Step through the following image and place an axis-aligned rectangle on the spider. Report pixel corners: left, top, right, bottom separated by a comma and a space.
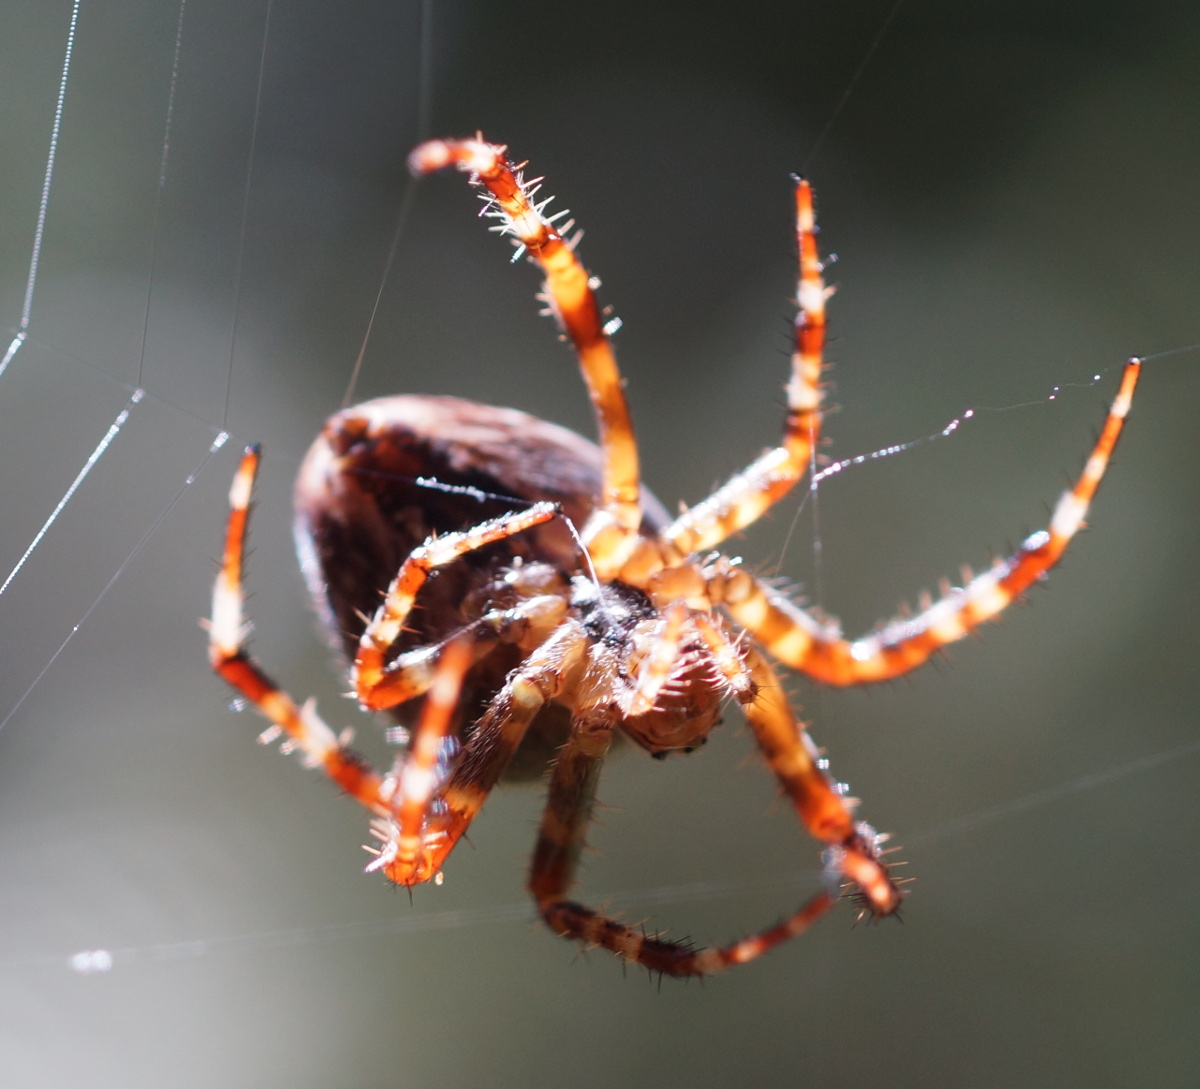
208, 136, 1140, 977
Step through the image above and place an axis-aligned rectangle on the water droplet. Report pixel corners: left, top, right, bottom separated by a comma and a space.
69, 949, 113, 974
385, 725, 411, 746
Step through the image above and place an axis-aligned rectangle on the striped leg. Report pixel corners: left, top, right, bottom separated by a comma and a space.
623, 602, 687, 717
736, 645, 902, 916
660, 177, 828, 558
209, 445, 587, 888
376, 621, 591, 885
529, 706, 838, 977
709, 358, 1141, 686
409, 137, 642, 572
353, 502, 559, 710
365, 636, 474, 879
209, 446, 461, 865
352, 592, 570, 712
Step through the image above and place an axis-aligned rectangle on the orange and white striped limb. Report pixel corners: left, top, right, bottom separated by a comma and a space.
537, 882, 838, 978
662, 178, 829, 558
692, 611, 755, 704
365, 637, 474, 882
374, 620, 591, 885
710, 358, 1141, 686
410, 136, 642, 572
623, 602, 688, 717
348, 592, 572, 714
208, 446, 391, 818
528, 702, 839, 977
353, 501, 559, 710
735, 645, 901, 916
209, 445, 584, 889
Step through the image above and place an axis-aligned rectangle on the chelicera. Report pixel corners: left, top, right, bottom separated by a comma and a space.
208, 136, 1139, 976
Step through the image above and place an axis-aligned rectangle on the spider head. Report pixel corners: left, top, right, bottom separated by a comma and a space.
623, 644, 723, 759
570, 576, 726, 758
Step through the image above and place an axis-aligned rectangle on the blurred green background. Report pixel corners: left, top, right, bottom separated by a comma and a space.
0, 1, 1198, 1085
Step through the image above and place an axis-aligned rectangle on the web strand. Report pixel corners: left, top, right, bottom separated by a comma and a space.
802, 0, 906, 173
0, 390, 145, 601
41, 732, 1200, 975
135, 0, 189, 392
0, 0, 82, 382
340, 0, 435, 409
220, 0, 275, 432
0, 0, 193, 605
0, 431, 228, 739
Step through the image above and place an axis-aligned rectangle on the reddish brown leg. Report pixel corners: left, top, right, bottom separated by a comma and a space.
659, 177, 828, 559
351, 593, 570, 713
353, 501, 559, 710
409, 136, 642, 572
366, 637, 474, 878
209, 445, 581, 889
529, 710, 838, 978
737, 645, 902, 916
209, 446, 447, 849
708, 359, 1141, 685
379, 620, 591, 885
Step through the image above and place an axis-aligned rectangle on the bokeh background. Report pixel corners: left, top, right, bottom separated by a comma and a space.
1, 1, 1198, 1086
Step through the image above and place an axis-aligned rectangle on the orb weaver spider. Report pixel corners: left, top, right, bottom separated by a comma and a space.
208, 135, 1140, 977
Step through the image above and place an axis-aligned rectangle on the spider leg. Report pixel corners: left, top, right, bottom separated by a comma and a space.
733, 644, 901, 915
658, 177, 828, 558
208, 445, 428, 822
708, 358, 1141, 685
210, 445, 586, 889
528, 703, 838, 977
362, 633, 475, 882
374, 620, 591, 885
410, 137, 642, 571
353, 502, 560, 710
353, 593, 569, 711
694, 611, 899, 911
367, 636, 474, 877
623, 601, 687, 717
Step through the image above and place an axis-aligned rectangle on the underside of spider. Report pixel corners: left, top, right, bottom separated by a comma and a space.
208, 135, 1139, 977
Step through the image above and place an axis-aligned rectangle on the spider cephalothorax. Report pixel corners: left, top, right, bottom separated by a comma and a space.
209, 135, 1139, 976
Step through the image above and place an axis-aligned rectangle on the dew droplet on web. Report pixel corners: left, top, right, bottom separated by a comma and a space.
68, 949, 113, 974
